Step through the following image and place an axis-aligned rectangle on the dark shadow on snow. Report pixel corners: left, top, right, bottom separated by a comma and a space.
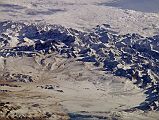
26, 9, 66, 15
0, 4, 26, 10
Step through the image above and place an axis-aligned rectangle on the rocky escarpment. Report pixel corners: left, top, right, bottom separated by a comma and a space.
1, 72, 33, 83
0, 21, 159, 111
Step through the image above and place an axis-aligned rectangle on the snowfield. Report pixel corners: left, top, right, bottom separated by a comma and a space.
0, 0, 159, 36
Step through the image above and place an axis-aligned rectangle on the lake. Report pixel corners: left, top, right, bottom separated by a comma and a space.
99, 0, 159, 13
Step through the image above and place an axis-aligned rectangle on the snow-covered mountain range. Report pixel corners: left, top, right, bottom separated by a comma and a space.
0, 21, 159, 111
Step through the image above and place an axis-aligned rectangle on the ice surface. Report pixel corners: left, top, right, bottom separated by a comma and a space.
100, 0, 159, 13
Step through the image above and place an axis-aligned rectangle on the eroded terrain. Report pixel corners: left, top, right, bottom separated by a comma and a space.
0, 55, 150, 120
